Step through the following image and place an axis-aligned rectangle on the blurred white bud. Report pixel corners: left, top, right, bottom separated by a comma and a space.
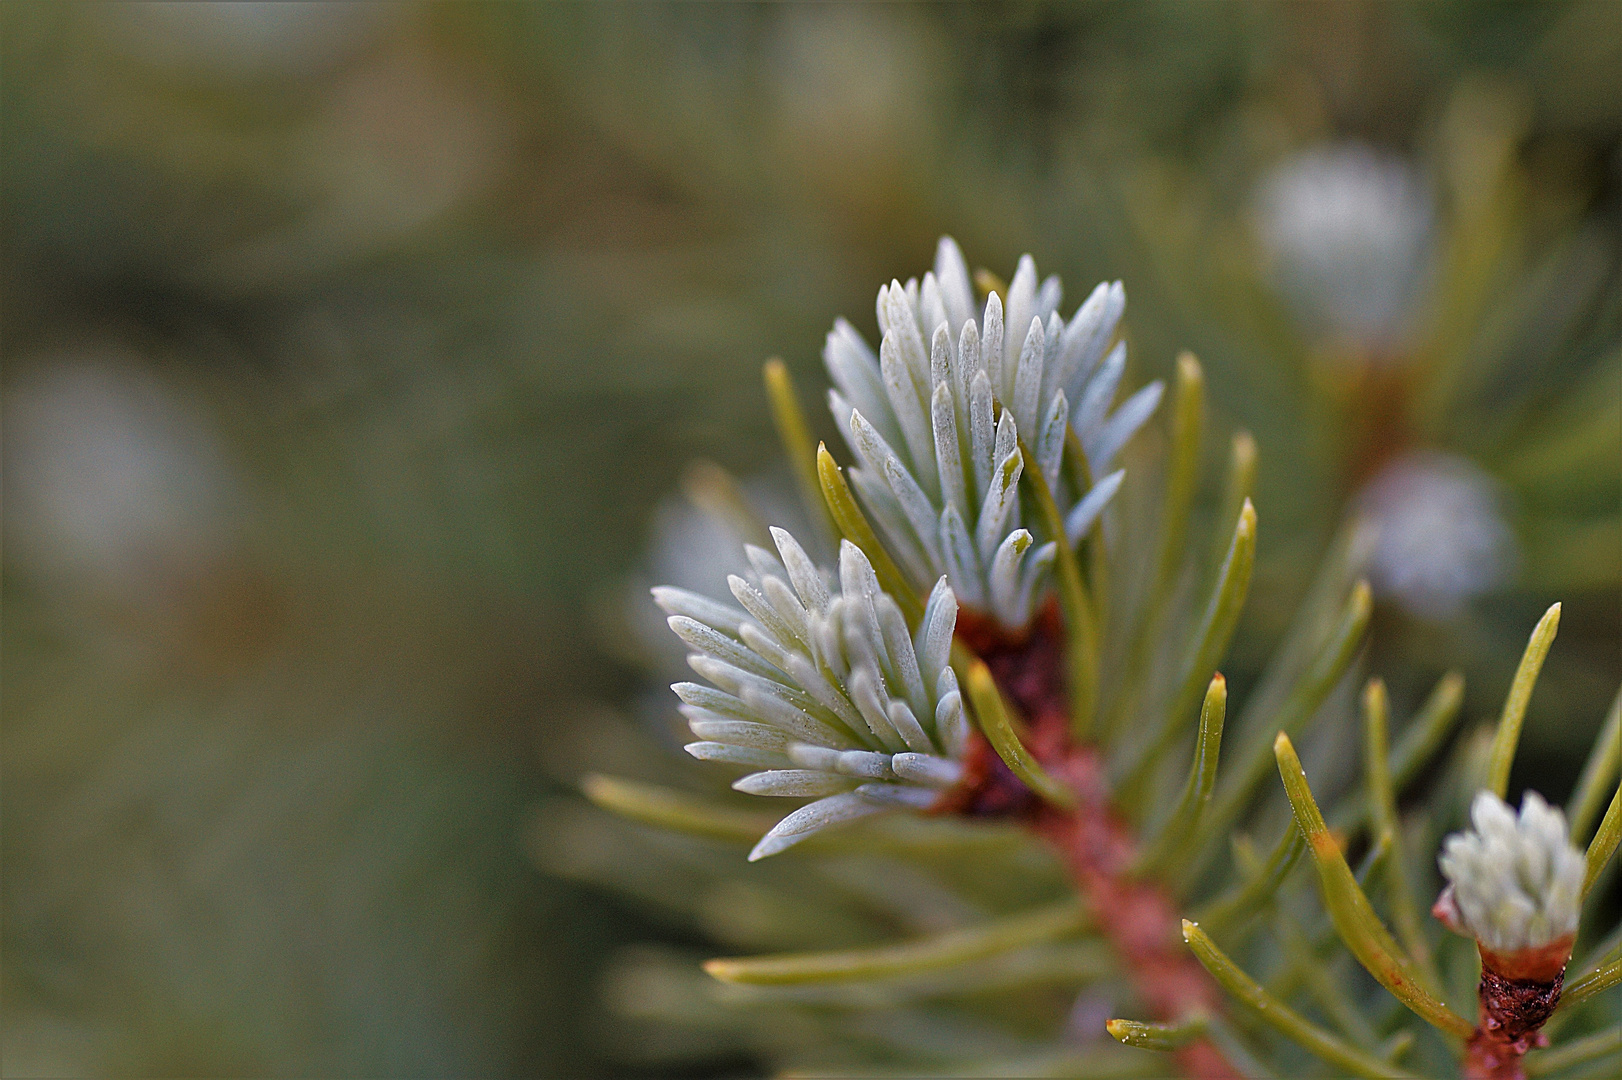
3, 353, 242, 601
1255, 143, 1434, 352
1437, 790, 1585, 953
1358, 451, 1513, 619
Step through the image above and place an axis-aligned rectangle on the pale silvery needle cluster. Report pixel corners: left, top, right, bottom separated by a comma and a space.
823, 236, 1161, 628
654, 528, 968, 860
1437, 790, 1586, 954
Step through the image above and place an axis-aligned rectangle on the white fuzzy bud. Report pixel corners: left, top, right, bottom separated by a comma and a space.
1437, 790, 1585, 954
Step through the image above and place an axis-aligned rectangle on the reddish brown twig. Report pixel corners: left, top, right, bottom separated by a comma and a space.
1432, 889, 1575, 1080
940, 604, 1240, 1080
1462, 938, 1572, 1080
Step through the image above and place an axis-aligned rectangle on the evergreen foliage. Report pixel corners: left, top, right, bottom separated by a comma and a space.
574, 241, 1622, 1078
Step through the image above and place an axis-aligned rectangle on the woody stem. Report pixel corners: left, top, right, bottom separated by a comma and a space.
1461, 943, 1571, 1080
948, 605, 1241, 1080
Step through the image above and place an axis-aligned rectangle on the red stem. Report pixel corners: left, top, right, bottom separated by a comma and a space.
1459, 941, 1570, 1080
942, 605, 1241, 1080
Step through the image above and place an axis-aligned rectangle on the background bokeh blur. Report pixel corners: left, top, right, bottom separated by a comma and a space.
3, 3, 1619, 1077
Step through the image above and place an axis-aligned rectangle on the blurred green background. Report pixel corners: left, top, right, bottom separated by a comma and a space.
3, 3, 1618, 1077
